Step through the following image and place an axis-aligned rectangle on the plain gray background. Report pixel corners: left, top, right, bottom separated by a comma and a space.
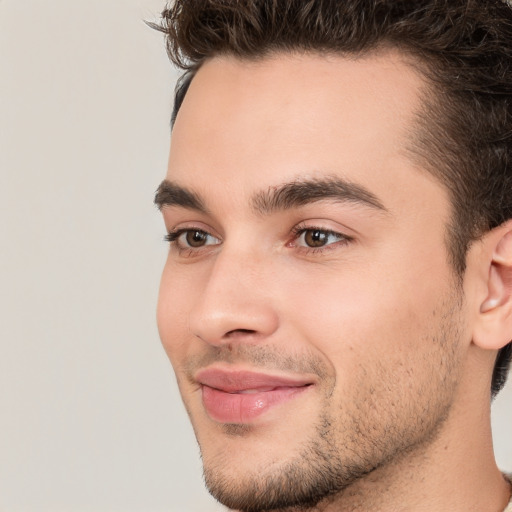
0, 1, 510, 511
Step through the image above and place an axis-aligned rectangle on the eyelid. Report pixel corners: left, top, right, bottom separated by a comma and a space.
163, 219, 354, 257
288, 223, 354, 253
164, 217, 222, 239
165, 228, 220, 243
164, 217, 219, 234
164, 225, 222, 258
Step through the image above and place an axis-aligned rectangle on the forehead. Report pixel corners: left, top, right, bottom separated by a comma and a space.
168, 51, 436, 210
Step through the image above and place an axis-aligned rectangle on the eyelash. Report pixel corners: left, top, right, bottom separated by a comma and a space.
164, 229, 219, 257
164, 230, 199, 243
289, 225, 352, 254
164, 225, 352, 256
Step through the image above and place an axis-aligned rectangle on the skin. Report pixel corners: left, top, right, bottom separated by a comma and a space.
157, 51, 512, 511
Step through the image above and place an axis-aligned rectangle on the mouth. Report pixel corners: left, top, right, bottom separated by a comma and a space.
196, 368, 314, 424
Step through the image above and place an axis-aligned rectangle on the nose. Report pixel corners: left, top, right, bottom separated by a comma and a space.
189, 248, 279, 346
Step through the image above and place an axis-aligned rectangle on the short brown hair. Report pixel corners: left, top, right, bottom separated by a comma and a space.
152, 0, 512, 397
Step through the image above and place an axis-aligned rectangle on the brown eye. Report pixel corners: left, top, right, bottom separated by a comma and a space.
165, 228, 221, 252
293, 227, 349, 251
186, 230, 208, 247
304, 229, 329, 247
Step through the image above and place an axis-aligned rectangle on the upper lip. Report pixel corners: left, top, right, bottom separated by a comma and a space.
196, 367, 314, 393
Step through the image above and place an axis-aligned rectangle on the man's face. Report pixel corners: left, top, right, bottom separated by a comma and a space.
157, 52, 471, 511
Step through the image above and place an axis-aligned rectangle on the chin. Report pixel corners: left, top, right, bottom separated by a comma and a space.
194, 411, 355, 512
200, 434, 358, 512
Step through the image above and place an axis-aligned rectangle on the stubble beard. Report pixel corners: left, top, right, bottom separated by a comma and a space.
203, 412, 392, 512
202, 404, 455, 512
194, 299, 464, 512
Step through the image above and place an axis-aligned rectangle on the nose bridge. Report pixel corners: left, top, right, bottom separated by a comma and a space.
189, 244, 279, 345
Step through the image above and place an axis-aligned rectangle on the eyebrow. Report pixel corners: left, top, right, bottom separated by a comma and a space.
154, 180, 208, 213
252, 177, 387, 214
154, 176, 387, 215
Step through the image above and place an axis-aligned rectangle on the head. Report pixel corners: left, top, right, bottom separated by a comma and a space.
153, 1, 512, 510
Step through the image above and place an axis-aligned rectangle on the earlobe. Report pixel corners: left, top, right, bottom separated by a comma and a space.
473, 223, 512, 350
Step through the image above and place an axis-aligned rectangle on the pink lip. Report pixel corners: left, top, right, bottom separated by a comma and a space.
196, 368, 313, 424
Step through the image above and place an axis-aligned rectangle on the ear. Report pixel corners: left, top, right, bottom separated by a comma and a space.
472, 221, 512, 351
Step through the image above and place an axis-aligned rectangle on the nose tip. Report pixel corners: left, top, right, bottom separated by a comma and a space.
189, 254, 279, 347
191, 300, 279, 347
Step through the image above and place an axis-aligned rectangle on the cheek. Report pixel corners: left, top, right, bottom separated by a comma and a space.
279, 259, 464, 438
157, 261, 197, 364
280, 251, 453, 370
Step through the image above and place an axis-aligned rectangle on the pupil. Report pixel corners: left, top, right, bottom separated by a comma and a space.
305, 230, 327, 247
187, 230, 206, 247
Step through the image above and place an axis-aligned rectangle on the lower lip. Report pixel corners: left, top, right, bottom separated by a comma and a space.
201, 385, 310, 424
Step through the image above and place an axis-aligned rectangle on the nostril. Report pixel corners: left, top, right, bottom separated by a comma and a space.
223, 330, 258, 351
190, 299, 279, 346
226, 328, 257, 337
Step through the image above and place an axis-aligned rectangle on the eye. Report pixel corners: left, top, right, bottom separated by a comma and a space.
181, 230, 212, 248
292, 227, 351, 250
165, 229, 221, 250
301, 229, 334, 248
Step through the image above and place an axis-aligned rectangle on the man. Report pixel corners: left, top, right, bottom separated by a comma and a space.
153, 1, 512, 511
